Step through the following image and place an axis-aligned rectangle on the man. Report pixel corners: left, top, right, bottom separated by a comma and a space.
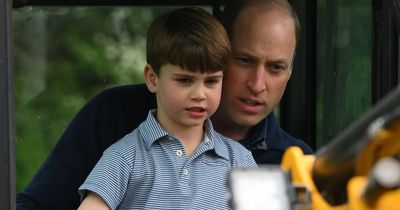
17, 0, 312, 209
212, 0, 310, 164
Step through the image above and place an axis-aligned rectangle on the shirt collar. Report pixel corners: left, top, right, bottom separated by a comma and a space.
239, 117, 268, 150
139, 110, 170, 148
139, 109, 229, 160
238, 112, 288, 152
203, 120, 230, 160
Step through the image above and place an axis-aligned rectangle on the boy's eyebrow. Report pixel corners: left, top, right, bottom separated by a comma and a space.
172, 72, 195, 77
172, 72, 223, 77
206, 74, 223, 78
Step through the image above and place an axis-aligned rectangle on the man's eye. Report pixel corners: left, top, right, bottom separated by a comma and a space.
269, 64, 285, 73
236, 57, 253, 65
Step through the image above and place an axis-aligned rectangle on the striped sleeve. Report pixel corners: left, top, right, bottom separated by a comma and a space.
79, 146, 133, 210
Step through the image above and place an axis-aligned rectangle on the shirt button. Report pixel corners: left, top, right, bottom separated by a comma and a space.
176, 150, 183, 157
183, 169, 189, 175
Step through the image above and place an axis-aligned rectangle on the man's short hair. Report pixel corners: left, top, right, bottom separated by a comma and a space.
221, 0, 301, 43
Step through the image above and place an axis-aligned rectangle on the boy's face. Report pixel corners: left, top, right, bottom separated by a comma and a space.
145, 63, 223, 132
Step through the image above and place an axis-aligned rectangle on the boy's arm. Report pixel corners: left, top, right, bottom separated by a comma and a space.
78, 192, 110, 210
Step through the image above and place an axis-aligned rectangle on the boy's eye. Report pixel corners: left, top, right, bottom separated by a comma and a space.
205, 78, 221, 87
176, 78, 192, 84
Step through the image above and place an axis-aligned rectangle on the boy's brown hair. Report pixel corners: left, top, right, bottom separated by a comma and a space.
146, 7, 231, 74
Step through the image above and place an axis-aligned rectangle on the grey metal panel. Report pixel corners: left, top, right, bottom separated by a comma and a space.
0, 0, 15, 209
372, 0, 400, 102
281, 0, 317, 150
12, 0, 224, 7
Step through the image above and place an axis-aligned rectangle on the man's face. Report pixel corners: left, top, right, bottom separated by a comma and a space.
215, 6, 296, 137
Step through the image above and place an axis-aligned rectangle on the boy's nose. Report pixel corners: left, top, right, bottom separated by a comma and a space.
191, 85, 207, 100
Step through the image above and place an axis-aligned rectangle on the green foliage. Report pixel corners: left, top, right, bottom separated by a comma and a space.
315, 0, 372, 147
12, 7, 159, 191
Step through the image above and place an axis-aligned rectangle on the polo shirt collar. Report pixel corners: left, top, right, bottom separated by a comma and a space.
139, 109, 229, 160
238, 113, 287, 152
203, 119, 230, 160
239, 117, 268, 150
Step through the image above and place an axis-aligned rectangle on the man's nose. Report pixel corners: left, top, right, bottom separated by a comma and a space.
247, 67, 267, 94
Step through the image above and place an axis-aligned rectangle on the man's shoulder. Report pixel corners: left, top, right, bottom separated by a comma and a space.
281, 131, 313, 154
265, 113, 313, 154
82, 84, 157, 120
94, 84, 153, 102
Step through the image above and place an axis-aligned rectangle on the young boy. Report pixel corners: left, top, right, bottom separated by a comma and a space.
77, 7, 256, 210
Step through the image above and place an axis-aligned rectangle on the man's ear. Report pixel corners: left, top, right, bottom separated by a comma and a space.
144, 64, 158, 93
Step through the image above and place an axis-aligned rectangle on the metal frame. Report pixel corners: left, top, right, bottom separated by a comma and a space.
282, 0, 400, 150
372, 0, 400, 102
1, 0, 15, 209
2, 0, 400, 208
12, 0, 225, 7
281, 0, 317, 150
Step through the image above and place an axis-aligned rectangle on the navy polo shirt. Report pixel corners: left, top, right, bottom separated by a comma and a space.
239, 113, 313, 164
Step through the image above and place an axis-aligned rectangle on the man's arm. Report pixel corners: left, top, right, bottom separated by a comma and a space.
16, 84, 156, 210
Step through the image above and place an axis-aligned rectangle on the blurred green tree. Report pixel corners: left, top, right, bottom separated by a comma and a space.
12, 6, 165, 191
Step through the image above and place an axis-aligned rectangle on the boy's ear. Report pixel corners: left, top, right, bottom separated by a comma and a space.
144, 64, 158, 93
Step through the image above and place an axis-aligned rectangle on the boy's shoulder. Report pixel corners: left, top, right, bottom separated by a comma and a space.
104, 128, 142, 160
216, 133, 244, 148
214, 132, 255, 163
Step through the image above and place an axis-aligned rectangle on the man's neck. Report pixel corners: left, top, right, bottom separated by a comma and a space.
212, 119, 251, 141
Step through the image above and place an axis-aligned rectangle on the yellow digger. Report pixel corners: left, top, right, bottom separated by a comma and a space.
230, 86, 400, 210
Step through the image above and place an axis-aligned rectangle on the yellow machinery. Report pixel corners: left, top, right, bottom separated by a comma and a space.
281, 87, 400, 210
230, 86, 400, 210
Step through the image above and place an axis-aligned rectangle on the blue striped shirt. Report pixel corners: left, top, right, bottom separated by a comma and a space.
79, 110, 256, 210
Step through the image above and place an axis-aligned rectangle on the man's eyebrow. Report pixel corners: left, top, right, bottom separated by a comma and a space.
268, 59, 289, 64
232, 51, 255, 57
232, 50, 291, 66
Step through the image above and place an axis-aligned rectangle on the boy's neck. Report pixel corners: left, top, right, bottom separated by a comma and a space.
174, 126, 204, 156
156, 116, 204, 156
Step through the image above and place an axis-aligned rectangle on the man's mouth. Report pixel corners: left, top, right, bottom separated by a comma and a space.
237, 98, 265, 113
240, 98, 263, 106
